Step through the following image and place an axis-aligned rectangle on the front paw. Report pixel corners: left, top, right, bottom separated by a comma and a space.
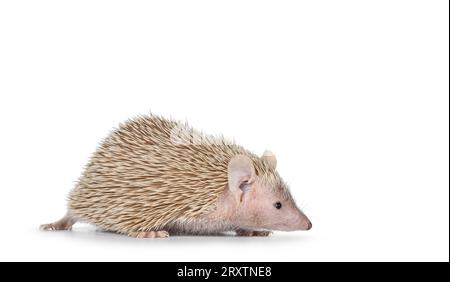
236, 229, 273, 237
128, 230, 170, 238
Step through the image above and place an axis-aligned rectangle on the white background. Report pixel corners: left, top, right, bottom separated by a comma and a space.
0, 1, 448, 262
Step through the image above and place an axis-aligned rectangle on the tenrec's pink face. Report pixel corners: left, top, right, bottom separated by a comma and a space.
235, 177, 312, 231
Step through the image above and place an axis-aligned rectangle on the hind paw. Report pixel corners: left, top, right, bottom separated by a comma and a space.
40, 223, 72, 231
128, 230, 169, 238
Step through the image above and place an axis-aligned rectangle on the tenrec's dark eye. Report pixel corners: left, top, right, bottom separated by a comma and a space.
274, 202, 282, 209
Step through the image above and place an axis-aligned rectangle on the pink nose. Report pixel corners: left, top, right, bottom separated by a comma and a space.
300, 219, 312, 230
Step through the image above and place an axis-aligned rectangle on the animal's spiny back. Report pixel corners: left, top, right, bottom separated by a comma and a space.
68, 114, 279, 234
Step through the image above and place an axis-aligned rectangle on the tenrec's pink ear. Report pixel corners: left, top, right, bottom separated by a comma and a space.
261, 150, 277, 170
228, 155, 255, 203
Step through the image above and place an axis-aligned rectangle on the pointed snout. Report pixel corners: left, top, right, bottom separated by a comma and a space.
300, 218, 312, 230
276, 209, 312, 231
297, 214, 312, 231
